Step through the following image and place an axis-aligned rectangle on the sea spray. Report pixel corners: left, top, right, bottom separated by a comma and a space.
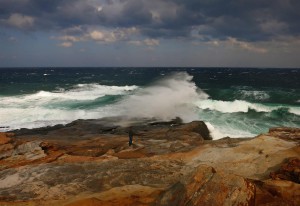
0, 67, 299, 140
0, 84, 138, 131
117, 72, 208, 122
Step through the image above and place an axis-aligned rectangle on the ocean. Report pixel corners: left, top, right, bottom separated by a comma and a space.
0, 67, 299, 139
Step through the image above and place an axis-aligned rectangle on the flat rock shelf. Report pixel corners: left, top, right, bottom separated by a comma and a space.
0, 119, 299, 206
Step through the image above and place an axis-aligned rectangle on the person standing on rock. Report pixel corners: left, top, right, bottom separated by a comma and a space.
128, 127, 134, 146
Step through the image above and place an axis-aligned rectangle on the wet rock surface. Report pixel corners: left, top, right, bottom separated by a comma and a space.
0, 119, 299, 205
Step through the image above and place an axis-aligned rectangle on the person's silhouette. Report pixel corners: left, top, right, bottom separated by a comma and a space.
128, 127, 133, 146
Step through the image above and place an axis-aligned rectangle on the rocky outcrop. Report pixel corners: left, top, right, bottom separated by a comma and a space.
270, 158, 300, 183
0, 133, 13, 145
269, 127, 300, 141
175, 121, 211, 140
157, 165, 255, 206
0, 122, 299, 205
258, 179, 300, 206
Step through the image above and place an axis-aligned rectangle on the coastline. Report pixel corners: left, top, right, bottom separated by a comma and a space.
0, 119, 299, 205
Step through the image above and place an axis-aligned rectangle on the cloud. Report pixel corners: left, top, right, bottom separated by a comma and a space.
59, 42, 73, 47
55, 27, 138, 46
8, 36, 17, 42
2, 13, 34, 29
259, 19, 289, 35
0, 0, 300, 43
144, 38, 159, 46
227, 37, 268, 53
89, 30, 117, 42
128, 38, 160, 47
58, 35, 82, 42
206, 37, 268, 54
128, 40, 143, 46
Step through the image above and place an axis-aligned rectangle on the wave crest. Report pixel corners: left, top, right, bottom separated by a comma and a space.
118, 72, 208, 122
196, 99, 300, 115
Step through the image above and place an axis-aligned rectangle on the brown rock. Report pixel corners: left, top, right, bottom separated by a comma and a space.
0, 121, 299, 205
0, 133, 12, 145
270, 157, 300, 183
65, 185, 161, 206
0, 143, 14, 159
261, 179, 300, 206
66, 197, 104, 206
114, 147, 147, 159
269, 127, 300, 141
157, 165, 256, 206
177, 121, 211, 140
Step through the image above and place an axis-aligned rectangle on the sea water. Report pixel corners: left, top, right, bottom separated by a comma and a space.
0, 67, 299, 139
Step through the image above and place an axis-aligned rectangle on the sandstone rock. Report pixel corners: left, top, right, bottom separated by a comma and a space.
65, 185, 161, 206
0, 121, 299, 205
11, 140, 46, 160
269, 127, 300, 141
176, 121, 211, 140
0, 144, 14, 159
261, 179, 300, 206
65, 197, 105, 206
270, 157, 300, 183
0, 133, 12, 145
157, 165, 255, 206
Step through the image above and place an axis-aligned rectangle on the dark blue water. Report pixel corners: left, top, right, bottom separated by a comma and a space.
0, 67, 299, 138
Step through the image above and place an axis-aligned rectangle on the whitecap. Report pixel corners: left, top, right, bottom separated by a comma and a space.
196, 99, 272, 113
0, 84, 139, 107
289, 107, 300, 116
0, 83, 139, 131
239, 90, 270, 100
205, 122, 256, 140
116, 72, 209, 122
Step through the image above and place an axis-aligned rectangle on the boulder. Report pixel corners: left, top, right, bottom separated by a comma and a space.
261, 179, 300, 206
176, 121, 211, 140
12, 140, 46, 160
157, 165, 255, 206
270, 158, 300, 183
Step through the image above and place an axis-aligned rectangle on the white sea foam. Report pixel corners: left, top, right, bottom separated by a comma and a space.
117, 72, 209, 122
205, 122, 256, 140
0, 84, 138, 107
196, 99, 272, 113
289, 107, 300, 116
0, 72, 208, 130
0, 107, 114, 131
239, 90, 270, 100
0, 84, 137, 131
196, 99, 300, 116
1, 73, 298, 141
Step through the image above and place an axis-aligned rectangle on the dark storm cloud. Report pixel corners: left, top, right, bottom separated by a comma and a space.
0, 0, 299, 41
97, 0, 153, 27
166, 0, 299, 41
0, 0, 99, 30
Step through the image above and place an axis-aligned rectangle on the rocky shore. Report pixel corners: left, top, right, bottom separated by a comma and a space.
0, 119, 299, 206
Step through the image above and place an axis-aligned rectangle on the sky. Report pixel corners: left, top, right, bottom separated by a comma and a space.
0, 0, 300, 68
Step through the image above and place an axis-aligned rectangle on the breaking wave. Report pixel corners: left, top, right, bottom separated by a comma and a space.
0, 71, 299, 140
196, 99, 300, 115
0, 84, 138, 130
117, 72, 208, 122
238, 90, 270, 101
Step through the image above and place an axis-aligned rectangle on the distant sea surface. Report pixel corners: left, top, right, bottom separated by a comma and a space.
0, 67, 299, 139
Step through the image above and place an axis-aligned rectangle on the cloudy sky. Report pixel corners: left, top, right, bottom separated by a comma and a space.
0, 0, 300, 67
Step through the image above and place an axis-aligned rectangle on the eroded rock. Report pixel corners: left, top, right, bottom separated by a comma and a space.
0, 133, 13, 145
157, 165, 255, 206
270, 157, 300, 183
0, 121, 299, 205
